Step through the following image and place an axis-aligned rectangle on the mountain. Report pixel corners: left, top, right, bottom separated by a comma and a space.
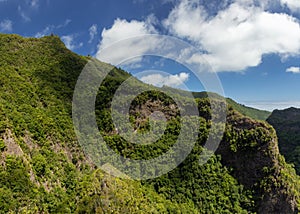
162, 88, 271, 121
0, 34, 198, 213
267, 107, 300, 175
226, 98, 271, 121
0, 33, 299, 213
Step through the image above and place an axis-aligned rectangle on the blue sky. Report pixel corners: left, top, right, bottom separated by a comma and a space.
1, 0, 300, 111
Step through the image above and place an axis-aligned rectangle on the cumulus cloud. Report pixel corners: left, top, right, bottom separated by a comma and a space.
96, 18, 158, 65
140, 72, 190, 87
61, 35, 83, 50
88, 24, 97, 43
99, 18, 157, 49
96, 0, 300, 72
163, 0, 207, 40
0, 19, 12, 32
280, 0, 300, 12
163, 0, 300, 72
286, 66, 300, 73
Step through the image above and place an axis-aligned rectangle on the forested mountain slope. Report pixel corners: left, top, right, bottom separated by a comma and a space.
162, 87, 271, 121
267, 107, 300, 175
0, 33, 299, 213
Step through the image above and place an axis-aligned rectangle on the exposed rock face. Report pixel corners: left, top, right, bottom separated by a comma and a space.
3, 129, 23, 156
217, 111, 299, 213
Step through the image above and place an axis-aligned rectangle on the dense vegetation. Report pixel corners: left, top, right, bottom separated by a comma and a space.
267, 107, 300, 174
0, 34, 198, 213
226, 98, 270, 121
0, 33, 299, 213
162, 88, 271, 121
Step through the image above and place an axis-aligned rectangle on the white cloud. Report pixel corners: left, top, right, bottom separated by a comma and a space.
88, 24, 97, 43
140, 72, 189, 87
99, 18, 157, 49
18, 5, 31, 22
35, 19, 71, 38
163, 0, 207, 40
96, 18, 158, 65
163, 0, 300, 72
18, 0, 42, 22
96, 0, 300, 73
0, 19, 12, 32
30, 0, 39, 8
286, 66, 300, 73
61, 35, 83, 50
280, 0, 300, 12
234, 0, 275, 9
35, 26, 51, 38
57, 19, 71, 28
